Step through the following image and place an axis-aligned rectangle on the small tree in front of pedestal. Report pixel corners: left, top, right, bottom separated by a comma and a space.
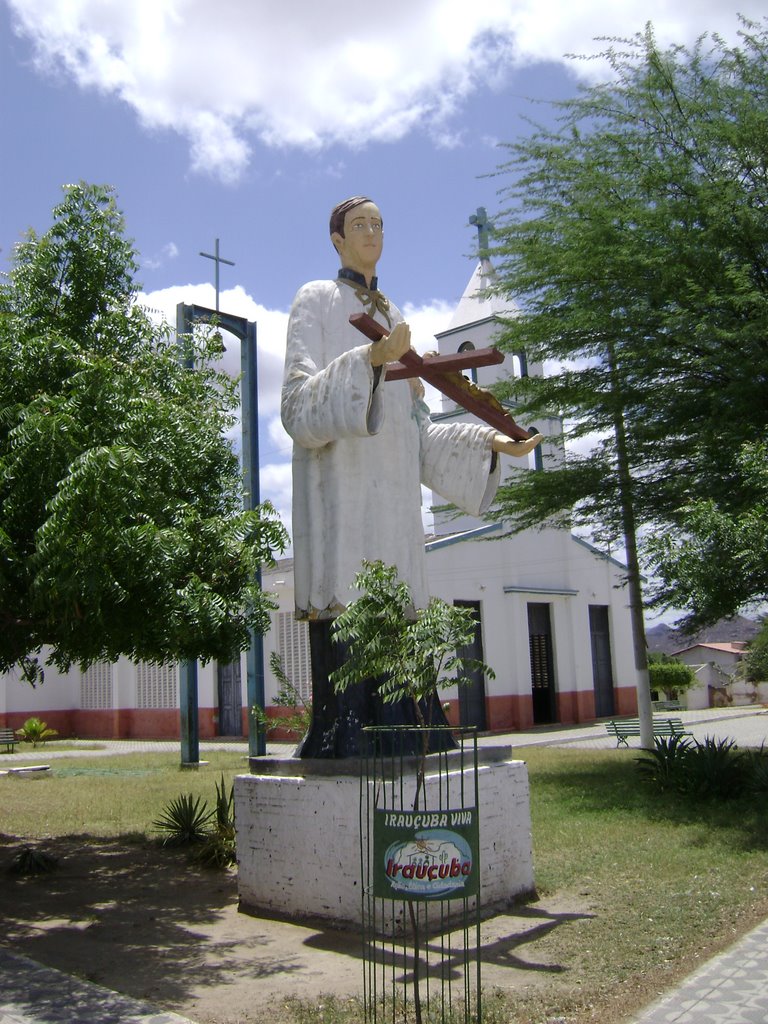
331, 560, 493, 1024
330, 560, 493, 746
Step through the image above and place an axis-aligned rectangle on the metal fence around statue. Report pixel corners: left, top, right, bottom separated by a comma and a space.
360, 726, 482, 1024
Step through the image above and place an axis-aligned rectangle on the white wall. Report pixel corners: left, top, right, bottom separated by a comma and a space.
425, 526, 636, 707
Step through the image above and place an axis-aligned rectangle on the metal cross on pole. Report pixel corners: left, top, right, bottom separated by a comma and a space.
199, 238, 235, 312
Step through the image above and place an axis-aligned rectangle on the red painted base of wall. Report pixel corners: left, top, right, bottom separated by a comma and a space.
261, 707, 305, 743
1, 686, 639, 741
613, 686, 639, 716
557, 689, 596, 723
0, 707, 221, 740
443, 685, 638, 735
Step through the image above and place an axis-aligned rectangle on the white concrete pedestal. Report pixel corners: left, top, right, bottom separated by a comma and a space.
235, 746, 534, 927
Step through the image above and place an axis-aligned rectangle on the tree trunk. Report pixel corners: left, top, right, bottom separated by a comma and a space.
608, 343, 654, 748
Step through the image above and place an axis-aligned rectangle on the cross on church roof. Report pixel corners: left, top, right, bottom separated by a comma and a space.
469, 207, 491, 258
199, 238, 235, 312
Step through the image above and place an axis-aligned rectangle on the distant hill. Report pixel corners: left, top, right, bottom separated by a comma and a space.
646, 615, 762, 656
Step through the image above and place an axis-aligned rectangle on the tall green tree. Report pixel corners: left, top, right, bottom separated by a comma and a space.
0, 183, 287, 681
647, 655, 697, 700
647, 440, 768, 628
742, 615, 768, 683
486, 21, 768, 740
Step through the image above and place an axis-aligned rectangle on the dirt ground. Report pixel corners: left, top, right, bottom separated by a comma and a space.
0, 833, 593, 1024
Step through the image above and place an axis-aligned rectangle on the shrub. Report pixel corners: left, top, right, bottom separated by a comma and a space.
636, 734, 751, 799
741, 743, 768, 795
635, 734, 695, 792
15, 717, 59, 747
682, 737, 746, 799
152, 793, 213, 846
153, 776, 237, 867
193, 775, 237, 868
6, 846, 59, 875
251, 653, 312, 739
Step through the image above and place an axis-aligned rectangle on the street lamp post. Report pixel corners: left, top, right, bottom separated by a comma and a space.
176, 302, 266, 763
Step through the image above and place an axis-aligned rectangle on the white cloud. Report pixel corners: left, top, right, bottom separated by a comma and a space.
9, 0, 764, 181
142, 241, 178, 271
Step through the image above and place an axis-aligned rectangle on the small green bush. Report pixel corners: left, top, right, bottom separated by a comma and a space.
741, 744, 768, 795
154, 775, 237, 867
635, 734, 695, 792
683, 737, 746, 799
193, 775, 237, 868
251, 653, 312, 738
6, 846, 59, 875
636, 734, 757, 800
15, 717, 59, 747
152, 793, 213, 846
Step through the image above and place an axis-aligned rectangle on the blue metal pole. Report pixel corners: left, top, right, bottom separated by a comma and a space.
176, 303, 200, 766
242, 320, 266, 757
179, 659, 200, 766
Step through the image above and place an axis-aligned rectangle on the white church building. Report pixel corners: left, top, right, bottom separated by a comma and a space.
0, 246, 640, 740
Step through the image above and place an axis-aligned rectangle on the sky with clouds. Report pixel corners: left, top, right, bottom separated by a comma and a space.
1, 0, 763, 544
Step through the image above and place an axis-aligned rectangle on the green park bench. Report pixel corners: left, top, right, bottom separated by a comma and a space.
606, 717, 691, 748
652, 699, 683, 712
0, 728, 19, 753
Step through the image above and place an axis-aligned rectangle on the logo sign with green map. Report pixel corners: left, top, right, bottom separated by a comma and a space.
373, 807, 479, 901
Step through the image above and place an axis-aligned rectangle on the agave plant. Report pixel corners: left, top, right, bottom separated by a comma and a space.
194, 775, 237, 868
742, 743, 768, 795
684, 737, 749, 798
6, 845, 59, 875
683, 736, 746, 800
635, 734, 694, 793
152, 794, 213, 846
213, 774, 235, 830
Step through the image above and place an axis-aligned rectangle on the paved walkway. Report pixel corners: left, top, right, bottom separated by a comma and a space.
1, 706, 767, 1024
3, 705, 767, 766
629, 917, 768, 1023
0, 948, 194, 1024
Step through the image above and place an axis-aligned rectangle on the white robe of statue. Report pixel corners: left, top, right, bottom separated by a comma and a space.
281, 278, 500, 620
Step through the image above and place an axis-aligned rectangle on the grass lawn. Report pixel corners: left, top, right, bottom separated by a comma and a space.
501, 745, 768, 1022
0, 748, 248, 838
1, 743, 767, 1023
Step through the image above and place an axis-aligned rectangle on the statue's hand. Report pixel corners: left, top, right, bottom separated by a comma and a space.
369, 321, 411, 366
492, 432, 543, 457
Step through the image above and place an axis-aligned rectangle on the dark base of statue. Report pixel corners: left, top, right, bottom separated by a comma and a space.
295, 621, 457, 759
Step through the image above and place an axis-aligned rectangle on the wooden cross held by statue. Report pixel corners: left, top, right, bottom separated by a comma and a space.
349, 312, 538, 443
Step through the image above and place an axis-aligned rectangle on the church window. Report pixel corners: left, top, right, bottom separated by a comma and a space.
458, 341, 478, 383
136, 661, 178, 709
81, 661, 113, 709
273, 611, 312, 703
532, 428, 544, 471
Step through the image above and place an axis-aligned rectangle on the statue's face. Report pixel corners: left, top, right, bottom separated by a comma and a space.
332, 201, 383, 277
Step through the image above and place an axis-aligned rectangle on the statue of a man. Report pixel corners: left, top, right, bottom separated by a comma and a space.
281, 196, 537, 757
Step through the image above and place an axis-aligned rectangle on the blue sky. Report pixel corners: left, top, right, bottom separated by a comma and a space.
1, 0, 763, 541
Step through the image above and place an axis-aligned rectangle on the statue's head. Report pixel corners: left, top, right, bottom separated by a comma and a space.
330, 196, 377, 240
330, 197, 383, 277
